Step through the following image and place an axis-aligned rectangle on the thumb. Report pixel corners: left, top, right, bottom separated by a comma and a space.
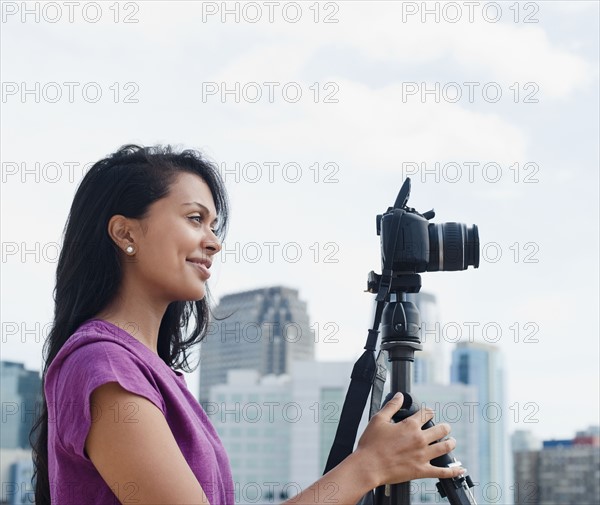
380, 392, 404, 421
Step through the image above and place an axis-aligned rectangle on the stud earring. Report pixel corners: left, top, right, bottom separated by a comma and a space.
126, 245, 135, 255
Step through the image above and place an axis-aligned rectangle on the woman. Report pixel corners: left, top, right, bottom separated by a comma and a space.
30, 144, 464, 505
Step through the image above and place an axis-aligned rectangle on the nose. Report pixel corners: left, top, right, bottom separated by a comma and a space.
203, 230, 222, 256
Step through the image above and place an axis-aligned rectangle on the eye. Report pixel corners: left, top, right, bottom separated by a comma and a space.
189, 215, 218, 234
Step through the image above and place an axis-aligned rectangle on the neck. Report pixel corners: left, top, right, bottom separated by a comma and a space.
93, 283, 170, 356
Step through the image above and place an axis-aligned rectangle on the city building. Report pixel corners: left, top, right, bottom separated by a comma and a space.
289, 360, 367, 490
4, 457, 35, 505
450, 342, 511, 504
199, 286, 314, 407
208, 361, 369, 504
0, 361, 41, 504
512, 430, 542, 453
209, 369, 292, 503
0, 361, 42, 449
513, 427, 600, 505
512, 430, 541, 505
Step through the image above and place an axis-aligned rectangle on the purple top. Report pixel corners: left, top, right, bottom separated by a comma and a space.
45, 318, 235, 505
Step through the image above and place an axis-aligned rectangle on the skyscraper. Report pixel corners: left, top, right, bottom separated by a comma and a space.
451, 342, 510, 504
199, 286, 314, 406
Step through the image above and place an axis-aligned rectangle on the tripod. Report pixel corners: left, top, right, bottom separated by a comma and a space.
375, 272, 476, 505
323, 271, 477, 505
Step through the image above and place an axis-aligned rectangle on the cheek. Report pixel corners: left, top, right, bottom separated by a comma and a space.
138, 232, 177, 265
155, 228, 197, 265
181, 226, 202, 250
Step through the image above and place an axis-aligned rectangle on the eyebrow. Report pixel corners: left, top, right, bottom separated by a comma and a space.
181, 202, 219, 226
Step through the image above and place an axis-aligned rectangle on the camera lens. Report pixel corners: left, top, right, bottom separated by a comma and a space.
427, 223, 479, 271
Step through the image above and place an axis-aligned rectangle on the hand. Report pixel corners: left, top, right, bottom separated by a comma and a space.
354, 393, 465, 488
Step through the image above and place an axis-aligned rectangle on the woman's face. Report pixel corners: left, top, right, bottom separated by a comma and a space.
125, 171, 221, 303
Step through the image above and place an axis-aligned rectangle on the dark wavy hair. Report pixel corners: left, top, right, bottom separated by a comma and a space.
29, 144, 230, 505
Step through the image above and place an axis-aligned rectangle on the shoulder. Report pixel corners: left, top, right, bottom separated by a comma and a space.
49, 319, 153, 379
62, 318, 142, 358
51, 331, 148, 387
46, 320, 166, 418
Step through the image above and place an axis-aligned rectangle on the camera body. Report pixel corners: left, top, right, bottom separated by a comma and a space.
376, 179, 479, 273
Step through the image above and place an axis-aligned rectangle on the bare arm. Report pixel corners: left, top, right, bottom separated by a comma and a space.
282, 393, 464, 505
85, 381, 211, 505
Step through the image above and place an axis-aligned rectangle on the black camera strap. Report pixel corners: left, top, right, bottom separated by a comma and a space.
323, 302, 386, 475
322, 346, 376, 474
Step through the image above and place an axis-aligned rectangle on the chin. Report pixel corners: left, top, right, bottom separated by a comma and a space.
189, 287, 207, 301
172, 281, 207, 302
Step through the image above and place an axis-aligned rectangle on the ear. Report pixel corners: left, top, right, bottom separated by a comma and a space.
106, 215, 138, 252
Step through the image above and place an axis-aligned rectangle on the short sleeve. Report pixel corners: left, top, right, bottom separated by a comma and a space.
52, 340, 166, 460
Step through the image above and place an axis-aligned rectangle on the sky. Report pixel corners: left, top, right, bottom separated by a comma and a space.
1, 0, 599, 442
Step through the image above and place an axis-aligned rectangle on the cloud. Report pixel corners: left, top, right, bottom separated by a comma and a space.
206, 78, 527, 168
450, 23, 595, 99
201, 2, 595, 100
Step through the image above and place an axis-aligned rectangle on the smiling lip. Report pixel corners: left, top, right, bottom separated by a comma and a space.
186, 260, 211, 279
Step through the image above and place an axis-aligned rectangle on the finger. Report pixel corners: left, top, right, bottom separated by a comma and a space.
379, 392, 404, 421
407, 406, 434, 427
422, 422, 451, 443
427, 436, 456, 460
